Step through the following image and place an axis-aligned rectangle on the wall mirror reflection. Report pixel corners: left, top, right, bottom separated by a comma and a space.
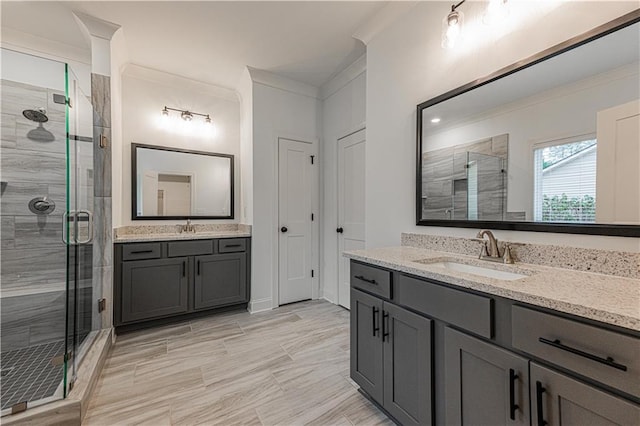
132, 143, 234, 220
417, 13, 640, 236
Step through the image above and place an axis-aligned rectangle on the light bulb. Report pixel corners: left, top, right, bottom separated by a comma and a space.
442, 8, 464, 49
205, 115, 212, 124
181, 111, 193, 121
431, 118, 441, 124
162, 107, 169, 116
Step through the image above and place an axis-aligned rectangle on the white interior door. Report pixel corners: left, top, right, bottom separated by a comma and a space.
337, 129, 366, 309
279, 138, 314, 305
596, 100, 640, 224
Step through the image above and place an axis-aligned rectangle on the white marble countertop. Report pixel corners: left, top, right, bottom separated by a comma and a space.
114, 230, 251, 243
344, 246, 640, 332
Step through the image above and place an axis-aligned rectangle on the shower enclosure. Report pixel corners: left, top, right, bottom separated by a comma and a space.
1, 49, 98, 415
422, 148, 507, 221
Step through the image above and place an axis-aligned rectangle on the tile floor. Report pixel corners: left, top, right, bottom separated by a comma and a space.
0, 340, 65, 410
84, 300, 392, 425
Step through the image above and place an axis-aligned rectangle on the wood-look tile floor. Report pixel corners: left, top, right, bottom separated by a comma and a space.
84, 300, 392, 426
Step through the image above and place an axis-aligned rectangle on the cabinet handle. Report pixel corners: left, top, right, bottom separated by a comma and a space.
224, 244, 242, 248
382, 311, 389, 342
372, 306, 380, 336
182, 261, 186, 277
131, 250, 153, 254
535, 381, 547, 426
538, 337, 627, 371
509, 369, 519, 421
197, 260, 200, 275
354, 275, 377, 285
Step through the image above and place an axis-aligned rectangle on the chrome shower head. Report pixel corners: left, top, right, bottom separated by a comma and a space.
22, 108, 49, 123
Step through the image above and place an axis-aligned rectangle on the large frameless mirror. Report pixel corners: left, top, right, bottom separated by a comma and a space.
416, 11, 640, 237
132, 143, 234, 220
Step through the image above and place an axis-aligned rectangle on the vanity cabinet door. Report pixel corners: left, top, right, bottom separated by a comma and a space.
444, 327, 529, 425
382, 302, 433, 426
194, 253, 247, 310
531, 363, 640, 426
121, 257, 189, 323
351, 288, 384, 403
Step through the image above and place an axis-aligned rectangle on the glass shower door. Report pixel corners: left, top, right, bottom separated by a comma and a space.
0, 49, 69, 414
64, 65, 95, 394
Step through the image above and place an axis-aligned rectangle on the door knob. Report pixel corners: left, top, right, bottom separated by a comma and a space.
336, 227, 344, 233
281, 226, 288, 233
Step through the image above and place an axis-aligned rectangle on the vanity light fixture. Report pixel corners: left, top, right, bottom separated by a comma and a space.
442, 0, 465, 49
431, 117, 441, 124
161, 106, 212, 124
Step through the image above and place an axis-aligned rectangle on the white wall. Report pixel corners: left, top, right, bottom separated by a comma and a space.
365, 1, 640, 252
110, 28, 127, 228
319, 56, 366, 303
119, 65, 241, 226
238, 68, 254, 225
249, 69, 321, 312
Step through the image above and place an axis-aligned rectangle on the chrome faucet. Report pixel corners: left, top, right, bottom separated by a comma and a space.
476, 229, 501, 260
182, 219, 196, 233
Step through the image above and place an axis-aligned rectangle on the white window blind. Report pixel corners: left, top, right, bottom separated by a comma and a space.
533, 138, 597, 223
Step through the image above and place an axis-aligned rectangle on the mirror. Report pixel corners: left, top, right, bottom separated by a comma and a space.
132, 143, 234, 220
417, 13, 640, 237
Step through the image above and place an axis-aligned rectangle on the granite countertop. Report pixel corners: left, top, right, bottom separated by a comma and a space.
114, 230, 251, 243
344, 246, 640, 332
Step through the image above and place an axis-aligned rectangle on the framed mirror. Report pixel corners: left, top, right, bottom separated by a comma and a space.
132, 143, 234, 220
416, 11, 640, 237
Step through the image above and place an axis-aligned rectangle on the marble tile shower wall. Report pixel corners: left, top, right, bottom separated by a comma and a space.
1, 79, 79, 351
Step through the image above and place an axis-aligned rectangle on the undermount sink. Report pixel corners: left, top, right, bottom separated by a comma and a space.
416, 259, 529, 281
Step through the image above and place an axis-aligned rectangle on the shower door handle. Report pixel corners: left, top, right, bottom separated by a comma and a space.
76, 210, 93, 244
62, 210, 94, 245
62, 211, 70, 244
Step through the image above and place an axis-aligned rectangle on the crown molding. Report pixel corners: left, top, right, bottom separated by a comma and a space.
353, 1, 419, 46
247, 67, 320, 99
0, 27, 91, 65
73, 12, 121, 42
122, 63, 240, 103
320, 54, 366, 100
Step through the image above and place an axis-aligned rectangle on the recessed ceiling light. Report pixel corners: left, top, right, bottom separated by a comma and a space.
431, 118, 441, 124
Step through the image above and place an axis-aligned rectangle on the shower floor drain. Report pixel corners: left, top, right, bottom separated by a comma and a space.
0, 340, 65, 410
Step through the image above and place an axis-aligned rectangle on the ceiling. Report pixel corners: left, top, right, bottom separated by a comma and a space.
1, 1, 387, 89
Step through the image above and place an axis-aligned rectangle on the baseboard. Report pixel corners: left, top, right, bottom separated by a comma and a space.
322, 293, 336, 304
249, 297, 273, 313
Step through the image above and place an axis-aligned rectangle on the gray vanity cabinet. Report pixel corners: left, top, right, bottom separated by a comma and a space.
444, 327, 529, 425
194, 253, 247, 310
351, 288, 384, 402
530, 363, 640, 426
121, 257, 189, 323
351, 287, 433, 426
383, 302, 432, 426
115, 238, 251, 330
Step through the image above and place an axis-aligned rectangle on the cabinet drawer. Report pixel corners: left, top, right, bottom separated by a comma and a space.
512, 305, 640, 398
122, 243, 161, 261
218, 238, 246, 253
396, 274, 493, 339
167, 240, 213, 257
350, 261, 392, 299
